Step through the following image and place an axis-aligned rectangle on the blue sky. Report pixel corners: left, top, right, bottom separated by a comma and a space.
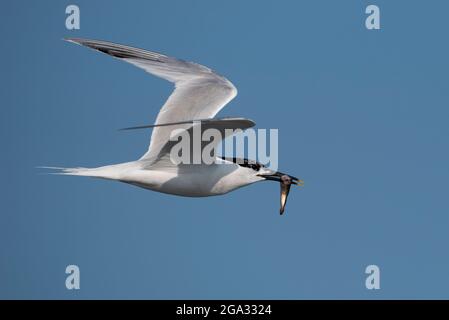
1, 0, 449, 299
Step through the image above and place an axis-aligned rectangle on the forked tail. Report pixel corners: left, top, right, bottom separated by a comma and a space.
39, 167, 124, 179
38, 166, 107, 177
38, 162, 138, 180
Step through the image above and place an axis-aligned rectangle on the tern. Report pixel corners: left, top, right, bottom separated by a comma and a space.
51, 38, 303, 215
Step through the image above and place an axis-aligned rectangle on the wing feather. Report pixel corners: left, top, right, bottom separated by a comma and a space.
65, 38, 238, 162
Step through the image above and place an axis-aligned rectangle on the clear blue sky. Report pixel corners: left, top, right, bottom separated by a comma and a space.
1, 0, 448, 299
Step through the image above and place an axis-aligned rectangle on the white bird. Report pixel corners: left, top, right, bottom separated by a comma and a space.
50, 38, 303, 215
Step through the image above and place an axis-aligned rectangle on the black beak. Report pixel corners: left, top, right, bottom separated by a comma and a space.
258, 172, 304, 215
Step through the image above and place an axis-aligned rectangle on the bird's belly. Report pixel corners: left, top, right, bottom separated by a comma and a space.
123, 165, 251, 197
157, 171, 253, 197
156, 174, 227, 197
121, 169, 223, 197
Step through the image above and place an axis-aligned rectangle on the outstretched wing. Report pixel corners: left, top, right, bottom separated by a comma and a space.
65, 38, 238, 162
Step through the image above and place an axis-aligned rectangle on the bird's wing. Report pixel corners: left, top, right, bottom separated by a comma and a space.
65, 38, 238, 163
145, 117, 255, 170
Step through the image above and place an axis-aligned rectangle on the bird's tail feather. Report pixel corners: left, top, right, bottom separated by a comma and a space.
37, 162, 138, 179
37, 166, 110, 177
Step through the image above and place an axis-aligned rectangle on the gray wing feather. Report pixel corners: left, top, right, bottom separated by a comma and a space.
65, 38, 238, 162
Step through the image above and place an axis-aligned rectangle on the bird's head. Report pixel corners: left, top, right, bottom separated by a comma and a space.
221, 157, 303, 215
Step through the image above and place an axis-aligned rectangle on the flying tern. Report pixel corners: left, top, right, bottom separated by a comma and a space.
50, 38, 303, 215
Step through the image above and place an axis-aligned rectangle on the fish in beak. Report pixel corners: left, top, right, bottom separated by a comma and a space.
258, 171, 304, 215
